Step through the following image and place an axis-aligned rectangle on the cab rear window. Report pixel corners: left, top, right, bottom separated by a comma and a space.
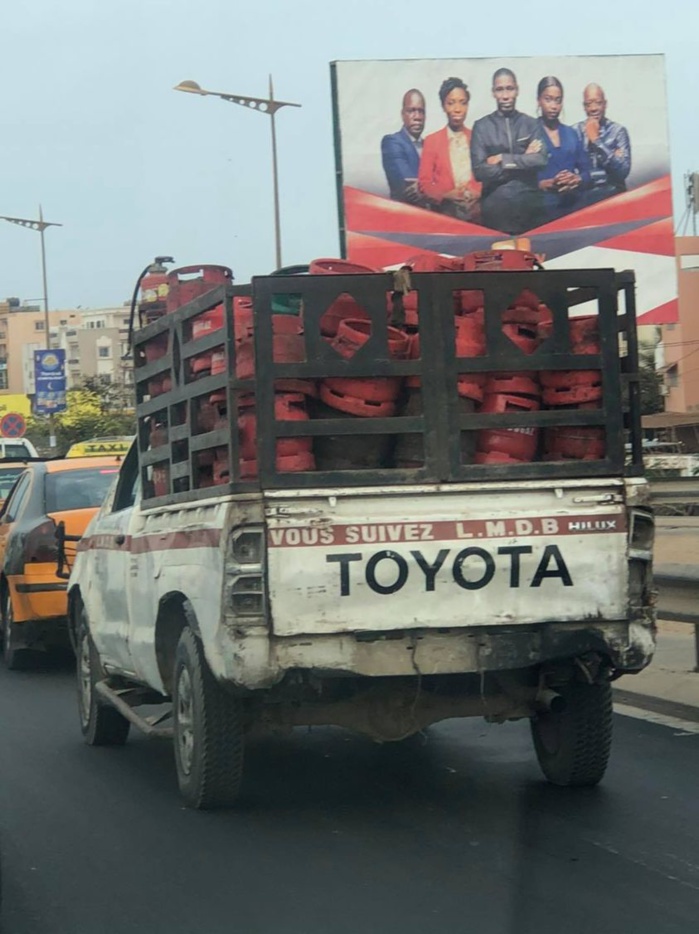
44, 467, 119, 512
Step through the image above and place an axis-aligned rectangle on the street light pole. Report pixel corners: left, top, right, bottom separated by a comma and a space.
268, 76, 283, 270
0, 209, 62, 446
174, 77, 300, 269
38, 206, 52, 345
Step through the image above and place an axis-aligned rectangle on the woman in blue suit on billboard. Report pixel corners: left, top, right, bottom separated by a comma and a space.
536, 76, 592, 221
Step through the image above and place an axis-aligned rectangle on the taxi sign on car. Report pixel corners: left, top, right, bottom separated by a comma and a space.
66, 436, 133, 458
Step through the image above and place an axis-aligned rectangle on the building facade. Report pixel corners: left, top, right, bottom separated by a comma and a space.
660, 237, 699, 412
0, 299, 133, 407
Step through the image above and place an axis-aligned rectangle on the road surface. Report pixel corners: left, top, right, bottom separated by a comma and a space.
1, 658, 697, 934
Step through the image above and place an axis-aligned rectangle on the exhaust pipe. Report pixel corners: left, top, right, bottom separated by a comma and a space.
535, 688, 566, 715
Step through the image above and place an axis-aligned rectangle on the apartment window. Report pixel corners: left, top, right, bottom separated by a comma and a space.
98, 346, 111, 358
60, 319, 67, 325
0, 371, 7, 390
35, 321, 45, 331
666, 365, 679, 389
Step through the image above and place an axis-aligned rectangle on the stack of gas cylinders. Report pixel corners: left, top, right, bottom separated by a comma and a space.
138, 252, 604, 492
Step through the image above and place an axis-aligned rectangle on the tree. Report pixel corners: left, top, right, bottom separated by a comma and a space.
25, 376, 135, 456
639, 349, 664, 415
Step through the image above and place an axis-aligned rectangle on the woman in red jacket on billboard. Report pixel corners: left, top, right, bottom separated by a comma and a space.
418, 77, 482, 221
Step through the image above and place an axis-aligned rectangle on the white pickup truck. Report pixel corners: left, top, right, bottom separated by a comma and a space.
66, 262, 655, 808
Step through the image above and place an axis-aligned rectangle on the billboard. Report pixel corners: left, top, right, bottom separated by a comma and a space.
331, 55, 675, 323
33, 349, 67, 415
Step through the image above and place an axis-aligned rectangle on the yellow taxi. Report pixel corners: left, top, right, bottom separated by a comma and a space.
0, 456, 121, 668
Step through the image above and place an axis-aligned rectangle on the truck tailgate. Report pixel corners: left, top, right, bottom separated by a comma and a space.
264, 482, 628, 636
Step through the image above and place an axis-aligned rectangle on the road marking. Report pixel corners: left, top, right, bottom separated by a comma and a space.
614, 702, 699, 735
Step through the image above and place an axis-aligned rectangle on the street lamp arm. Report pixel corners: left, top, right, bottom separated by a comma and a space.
174, 75, 300, 268
174, 81, 300, 115
0, 214, 62, 232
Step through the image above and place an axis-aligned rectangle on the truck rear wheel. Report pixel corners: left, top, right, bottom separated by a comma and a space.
77, 608, 131, 746
173, 627, 244, 809
531, 680, 613, 787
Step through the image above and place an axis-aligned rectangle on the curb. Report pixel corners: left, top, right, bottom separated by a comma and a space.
613, 687, 699, 725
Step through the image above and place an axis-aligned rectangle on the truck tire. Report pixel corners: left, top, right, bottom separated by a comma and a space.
76, 608, 130, 746
531, 680, 613, 787
173, 627, 244, 809
2, 593, 31, 671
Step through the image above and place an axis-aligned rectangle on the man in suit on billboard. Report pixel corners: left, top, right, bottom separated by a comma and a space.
574, 83, 631, 199
471, 68, 547, 234
381, 89, 427, 205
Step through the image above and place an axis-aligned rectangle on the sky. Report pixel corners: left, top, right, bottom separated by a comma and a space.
0, 0, 695, 310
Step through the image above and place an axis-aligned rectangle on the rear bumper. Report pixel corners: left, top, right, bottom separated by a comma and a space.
9, 616, 69, 651
9, 577, 68, 624
217, 618, 656, 690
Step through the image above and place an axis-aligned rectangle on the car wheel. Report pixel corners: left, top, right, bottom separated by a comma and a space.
76, 607, 130, 746
2, 592, 31, 671
531, 680, 613, 787
173, 627, 244, 809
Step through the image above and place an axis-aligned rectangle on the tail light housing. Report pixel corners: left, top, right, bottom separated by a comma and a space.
227, 527, 265, 619
24, 518, 59, 564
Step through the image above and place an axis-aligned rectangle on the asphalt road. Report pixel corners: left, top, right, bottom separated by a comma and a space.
1, 659, 698, 934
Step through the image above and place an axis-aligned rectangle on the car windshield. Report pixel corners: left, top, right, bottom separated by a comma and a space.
0, 467, 24, 500
44, 466, 120, 512
1, 444, 31, 458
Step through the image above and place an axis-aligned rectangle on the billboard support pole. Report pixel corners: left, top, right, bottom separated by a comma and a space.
329, 63, 347, 259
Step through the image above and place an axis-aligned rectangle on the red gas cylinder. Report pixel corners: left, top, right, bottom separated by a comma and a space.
476, 393, 540, 462
230, 317, 314, 397
545, 427, 606, 461
320, 319, 409, 417
139, 267, 169, 324
149, 422, 168, 448
309, 258, 378, 337
475, 450, 530, 465
541, 370, 603, 406
234, 296, 254, 341
501, 304, 545, 354
543, 401, 605, 460
406, 254, 463, 272
483, 372, 540, 398
195, 401, 217, 433
211, 393, 316, 483
454, 315, 487, 403
143, 333, 168, 364
463, 250, 537, 271
238, 393, 313, 462
166, 265, 233, 313
152, 464, 170, 497
190, 303, 226, 379
147, 374, 173, 398
457, 290, 484, 315
537, 314, 600, 354
569, 315, 600, 354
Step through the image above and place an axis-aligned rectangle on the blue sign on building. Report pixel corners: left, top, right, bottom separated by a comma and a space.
34, 349, 67, 415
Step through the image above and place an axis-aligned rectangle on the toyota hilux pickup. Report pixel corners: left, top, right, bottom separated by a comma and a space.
66, 258, 655, 808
